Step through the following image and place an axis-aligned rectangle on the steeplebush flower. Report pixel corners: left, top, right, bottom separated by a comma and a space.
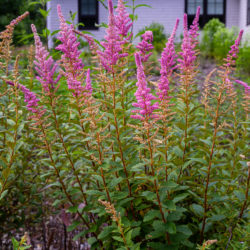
115, 0, 132, 39
189, 6, 200, 49
56, 4, 85, 95
7, 81, 45, 117
157, 19, 179, 101
225, 30, 243, 68
235, 80, 250, 94
97, 0, 128, 72
85, 68, 92, 95
31, 24, 60, 94
131, 52, 158, 121
136, 31, 154, 62
178, 13, 197, 72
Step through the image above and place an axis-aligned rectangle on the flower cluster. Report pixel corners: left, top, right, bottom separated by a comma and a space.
56, 4, 85, 95
189, 6, 200, 49
136, 31, 154, 62
157, 19, 179, 101
97, 0, 128, 72
7, 81, 45, 116
235, 80, 250, 95
31, 24, 60, 94
115, 0, 132, 39
178, 8, 200, 72
225, 30, 244, 68
85, 68, 92, 95
131, 52, 158, 121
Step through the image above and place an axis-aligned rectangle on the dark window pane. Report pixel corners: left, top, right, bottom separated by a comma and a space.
207, 0, 223, 15
187, 0, 204, 15
80, 0, 96, 16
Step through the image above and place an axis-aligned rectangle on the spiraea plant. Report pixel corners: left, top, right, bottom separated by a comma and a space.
0, 0, 249, 249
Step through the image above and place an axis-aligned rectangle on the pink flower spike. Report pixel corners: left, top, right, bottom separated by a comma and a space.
115, 0, 132, 38
235, 80, 250, 94
7, 81, 45, 117
131, 52, 158, 121
31, 24, 60, 93
136, 30, 154, 62
97, 0, 128, 72
158, 19, 179, 101
85, 68, 92, 95
177, 13, 196, 72
189, 6, 200, 49
225, 30, 244, 67
56, 4, 85, 95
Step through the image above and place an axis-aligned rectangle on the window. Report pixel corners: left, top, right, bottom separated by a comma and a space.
248, 0, 250, 25
185, 0, 226, 28
78, 0, 98, 30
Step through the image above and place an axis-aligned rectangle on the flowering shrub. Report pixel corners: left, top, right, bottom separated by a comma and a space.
0, 1, 249, 249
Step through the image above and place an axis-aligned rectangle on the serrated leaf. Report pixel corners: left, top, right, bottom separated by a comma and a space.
143, 210, 161, 222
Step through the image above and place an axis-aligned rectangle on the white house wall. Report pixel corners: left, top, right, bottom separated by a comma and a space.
47, 0, 185, 48
226, 0, 239, 28
47, 0, 248, 48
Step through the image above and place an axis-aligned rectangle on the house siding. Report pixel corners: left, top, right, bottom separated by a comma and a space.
226, 0, 240, 28
47, 0, 248, 48
47, 0, 184, 48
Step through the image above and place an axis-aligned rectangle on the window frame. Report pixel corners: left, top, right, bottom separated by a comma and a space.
78, 0, 99, 30
185, 0, 226, 28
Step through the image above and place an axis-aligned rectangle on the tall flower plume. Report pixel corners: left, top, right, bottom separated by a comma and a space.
225, 30, 243, 68
235, 80, 250, 95
136, 31, 154, 62
131, 52, 158, 121
115, 0, 132, 39
7, 81, 45, 117
97, 0, 128, 72
177, 13, 197, 72
157, 19, 179, 101
31, 24, 60, 94
56, 4, 85, 95
189, 6, 200, 50
85, 68, 92, 95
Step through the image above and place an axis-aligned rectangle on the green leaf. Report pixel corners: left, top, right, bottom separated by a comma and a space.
87, 237, 97, 245
163, 200, 176, 211
108, 177, 123, 188
67, 221, 81, 232
177, 225, 192, 236
190, 204, 204, 217
134, 4, 152, 9
98, 226, 116, 240
143, 210, 161, 222
173, 146, 183, 158
112, 236, 124, 242
173, 193, 189, 203
0, 190, 8, 200
165, 222, 176, 234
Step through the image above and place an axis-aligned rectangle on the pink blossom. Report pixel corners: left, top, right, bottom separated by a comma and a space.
177, 13, 196, 72
97, 0, 128, 72
225, 30, 244, 67
56, 4, 85, 95
235, 80, 250, 94
7, 81, 45, 116
131, 52, 158, 121
158, 19, 179, 101
85, 68, 92, 95
115, 0, 132, 38
189, 6, 200, 49
136, 31, 154, 62
31, 24, 60, 93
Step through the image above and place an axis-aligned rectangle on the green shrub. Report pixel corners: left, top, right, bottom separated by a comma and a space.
237, 45, 250, 76
200, 18, 239, 61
